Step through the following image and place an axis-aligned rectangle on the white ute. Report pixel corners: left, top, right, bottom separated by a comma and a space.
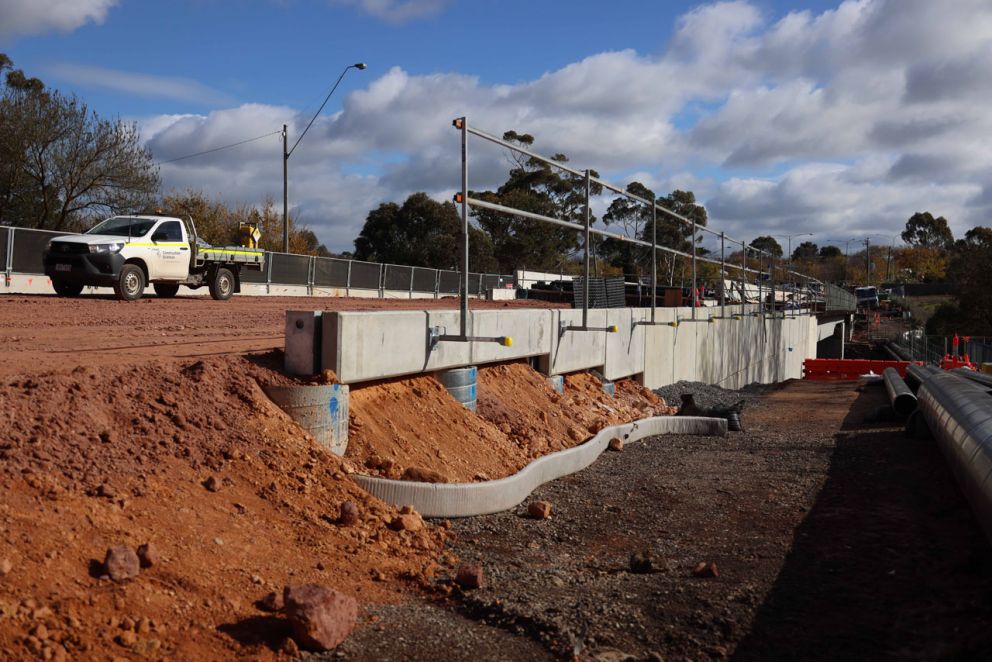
42, 214, 265, 301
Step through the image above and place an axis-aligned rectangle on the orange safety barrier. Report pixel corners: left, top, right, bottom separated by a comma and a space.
802, 359, 921, 381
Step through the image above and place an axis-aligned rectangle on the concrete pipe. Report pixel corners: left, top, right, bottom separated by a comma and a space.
883, 367, 917, 417
436, 366, 477, 412
262, 383, 350, 456
917, 371, 992, 543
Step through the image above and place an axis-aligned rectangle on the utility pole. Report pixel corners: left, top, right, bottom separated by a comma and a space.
282, 124, 289, 253
865, 237, 871, 284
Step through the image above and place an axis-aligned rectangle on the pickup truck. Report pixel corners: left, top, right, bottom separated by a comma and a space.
42, 214, 265, 301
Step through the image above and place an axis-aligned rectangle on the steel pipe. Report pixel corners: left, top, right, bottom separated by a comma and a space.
905, 364, 933, 391
917, 371, 992, 542
883, 367, 917, 417
952, 368, 992, 390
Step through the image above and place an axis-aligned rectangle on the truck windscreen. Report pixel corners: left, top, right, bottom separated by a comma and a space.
87, 217, 157, 237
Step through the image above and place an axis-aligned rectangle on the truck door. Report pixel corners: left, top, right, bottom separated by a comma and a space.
152, 220, 191, 280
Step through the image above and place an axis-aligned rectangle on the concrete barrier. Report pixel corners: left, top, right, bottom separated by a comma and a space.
307, 305, 817, 388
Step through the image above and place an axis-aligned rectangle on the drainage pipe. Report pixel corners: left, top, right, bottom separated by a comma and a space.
952, 368, 992, 390
917, 371, 992, 542
883, 367, 917, 417
353, 415, 726, 517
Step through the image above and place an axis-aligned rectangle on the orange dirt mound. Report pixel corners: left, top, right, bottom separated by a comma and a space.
347, 362, 674, 483
0, 356, 448, 660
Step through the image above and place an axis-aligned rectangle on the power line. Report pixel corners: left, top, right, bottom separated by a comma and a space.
154, 130, 282, 165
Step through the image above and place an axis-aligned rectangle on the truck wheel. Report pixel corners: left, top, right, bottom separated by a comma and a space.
52, 280, 84, 297
114, 264, 146, 301
209, 267, 235, 301
154, 283, 180, 298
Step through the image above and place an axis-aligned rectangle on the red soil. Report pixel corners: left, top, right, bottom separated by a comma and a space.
346, 362, 676, 483
0, 356, 449, 660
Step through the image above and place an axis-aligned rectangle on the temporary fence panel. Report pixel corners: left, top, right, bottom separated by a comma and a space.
314, 257, 350, 288
438, 270, 461, 295
1, 228, 9, 274
349, 260, 381, 290
240, 256, 269, 283
269, 252, 310, 285
411, 267, 437, 293
10, 228, 62, 274
384, 264, 413, 292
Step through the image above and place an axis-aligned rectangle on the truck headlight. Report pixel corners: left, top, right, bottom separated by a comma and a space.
89, 242, 125, 254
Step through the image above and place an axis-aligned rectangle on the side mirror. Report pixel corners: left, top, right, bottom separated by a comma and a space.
151, 231, 167, 242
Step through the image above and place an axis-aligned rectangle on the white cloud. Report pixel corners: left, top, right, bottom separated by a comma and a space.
140, 0, 992, 252
0, 0, 116, 37
46, 63, 234, 106
333, 0, 447, 23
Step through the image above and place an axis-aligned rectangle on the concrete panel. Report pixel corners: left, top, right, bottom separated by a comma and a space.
641, 309, 677, 389
604, 308, 648, 381
325, 311, 430, 383
470, 309, 553, 364
543, 308, 608, 376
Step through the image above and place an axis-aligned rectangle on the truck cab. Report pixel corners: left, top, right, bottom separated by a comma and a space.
43, 214, 264, 301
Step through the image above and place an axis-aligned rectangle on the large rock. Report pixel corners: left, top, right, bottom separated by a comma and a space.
337, 501, 360, 527
282, 584, 358, 651
104, 546, 140, 582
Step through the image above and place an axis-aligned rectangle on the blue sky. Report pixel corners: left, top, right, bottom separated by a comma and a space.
2, 0, 990, 251
10, 0, 836, 117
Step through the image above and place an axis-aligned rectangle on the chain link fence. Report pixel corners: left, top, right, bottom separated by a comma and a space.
0, 226, 514, 298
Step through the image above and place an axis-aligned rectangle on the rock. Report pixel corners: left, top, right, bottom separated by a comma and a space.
402, 467, 447, 483
116, 630, 137, 647
136, 543, 157, 568
259, 591, 284, 612
282, 584, 358, 652
280, 636, 300, 657
0, 558, 12, 576
455, 564, 484, 590
388, 513, 424, 532
527, 501, 553, 519
337, 501, 360, 527
608, 437, 624, 452
104, 546, 140, 582
629, 551, 653, 574
692, 561, 719, 578
203, 476, 220, 492
568, 428, 585, 442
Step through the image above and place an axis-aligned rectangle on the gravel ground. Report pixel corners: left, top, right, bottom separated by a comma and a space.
306, 380, 992, 661
653, 380, 768, 412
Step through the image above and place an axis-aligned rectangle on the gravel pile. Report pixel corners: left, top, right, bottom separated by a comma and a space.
654, 380, 767, 412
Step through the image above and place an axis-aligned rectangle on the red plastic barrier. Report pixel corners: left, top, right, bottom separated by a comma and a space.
803, 359, 921, 381
940, 354, 976, 370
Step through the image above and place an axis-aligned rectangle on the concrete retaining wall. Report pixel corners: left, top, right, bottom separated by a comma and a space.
314, 305, 818, 389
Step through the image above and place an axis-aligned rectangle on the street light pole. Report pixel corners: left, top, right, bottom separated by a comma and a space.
283, 62, 367, 253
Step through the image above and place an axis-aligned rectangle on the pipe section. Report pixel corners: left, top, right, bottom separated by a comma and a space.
917, 371, 992, 542
952, 368, 992, 390
905, 364, 933, 391
883, 367, 917, 417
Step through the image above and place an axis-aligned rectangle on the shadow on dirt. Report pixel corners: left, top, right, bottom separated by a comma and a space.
733, 399, 992, 660
217, 615, 290, 651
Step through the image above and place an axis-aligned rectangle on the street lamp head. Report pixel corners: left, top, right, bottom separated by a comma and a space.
353, 62, 368, 70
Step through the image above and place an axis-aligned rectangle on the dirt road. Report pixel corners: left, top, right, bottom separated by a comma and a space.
0, 294, 562, 377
